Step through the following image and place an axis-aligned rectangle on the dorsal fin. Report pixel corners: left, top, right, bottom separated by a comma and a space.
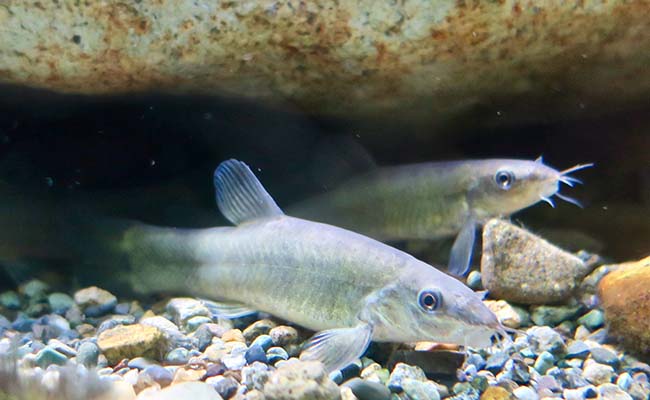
214, 159, 284, 225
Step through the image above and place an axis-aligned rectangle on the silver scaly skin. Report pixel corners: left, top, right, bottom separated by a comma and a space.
111, 159, 502, 372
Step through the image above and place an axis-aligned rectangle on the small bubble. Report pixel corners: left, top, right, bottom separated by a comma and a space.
44, 177, 54, 187
496, 111, 503, 116
150, 159, 156, 166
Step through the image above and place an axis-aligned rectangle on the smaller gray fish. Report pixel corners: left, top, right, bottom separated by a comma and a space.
290, 157, 593, 276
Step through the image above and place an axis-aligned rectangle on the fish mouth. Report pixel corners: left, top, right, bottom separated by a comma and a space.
539, 162, 594, 208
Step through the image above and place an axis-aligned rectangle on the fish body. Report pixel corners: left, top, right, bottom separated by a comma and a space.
97, 160, 502, 371
290, 158, 592, 275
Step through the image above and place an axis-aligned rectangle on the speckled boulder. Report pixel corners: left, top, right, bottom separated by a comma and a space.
262, 360, 340, 400
598, 256, 650, 356
0, 1, 649, 124
481, 219, 590, 304
97, 324, 168, 364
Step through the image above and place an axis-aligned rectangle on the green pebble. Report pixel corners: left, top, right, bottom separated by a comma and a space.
21, 280, 49, 300
402, 378, 441, 400
577, 309, 605, 330
35, 347, 68, 368
534, 351, 555, 374
469, 376, 488, 393
186, 316, 213, 332
48, 293, 74, 314
0, 291, 21, 310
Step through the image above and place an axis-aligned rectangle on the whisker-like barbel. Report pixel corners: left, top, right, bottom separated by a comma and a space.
559, 163, 594, 176
540, 196, 556, 208
555, 193, 584, 208
559, 176, 583, 187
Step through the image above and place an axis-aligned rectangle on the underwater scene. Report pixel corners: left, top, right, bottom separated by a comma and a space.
0, 2, 649, 400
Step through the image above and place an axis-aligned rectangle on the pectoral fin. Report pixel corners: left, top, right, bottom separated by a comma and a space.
448, 219, 476, 277
200, 299, 257, 319
299, 324, 372, 372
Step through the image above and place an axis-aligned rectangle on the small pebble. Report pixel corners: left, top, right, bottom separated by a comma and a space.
35, 346, 68, 368
616, 372, 633, 390
166, 347, 190, 365
343, 377, 391, 400
166, 298, 211, 326
73, 286, 117, 317
222, 329, 245, 343
251, 334, 273, 351
207, 375, 239, 399
567, 340, 591, 359
467, 271, 483, 290
186, 316, 212, 332
20, 280, 49, 300
533, 351, 555, 374
402, 378, 441, 400
597, 383, 632, 400
577, 309, 605, 330
583, 362, 615, 385
387, 363, 426, 392
47, 293, 74, 314
0, 291, 21, 310
485, 351, 509, 373
242, 319, 276, 342
513, 386, 539, 400
269, 325, 299, 346
590, 347, 620, 369
244, 344, 267, 364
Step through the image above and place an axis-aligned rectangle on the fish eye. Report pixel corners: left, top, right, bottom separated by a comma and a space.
495, 170, 515, 190
418, 289, 442, 312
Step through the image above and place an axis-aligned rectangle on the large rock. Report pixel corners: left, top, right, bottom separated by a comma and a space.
97, 324, 168, 364
262, 360, 341, 400
0, 1, 648, 124
481, 219, 591, 304
598, 256, 650, 356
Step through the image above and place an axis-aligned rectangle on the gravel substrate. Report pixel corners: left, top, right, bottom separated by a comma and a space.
1, 276, 649, 400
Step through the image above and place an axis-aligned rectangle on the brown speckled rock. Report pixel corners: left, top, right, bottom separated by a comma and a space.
598, 256, 650, 356
481, 219, 590, 304
0, 1, 648, 124
97, 324, 168, 365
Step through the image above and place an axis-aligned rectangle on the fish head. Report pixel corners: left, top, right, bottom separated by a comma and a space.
467, 159, 566, 218
362, 262, 502, 348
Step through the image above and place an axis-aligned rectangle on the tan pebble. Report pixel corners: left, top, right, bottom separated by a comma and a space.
203, 343, 227, 362
172, 367, 206, 384
480, 385, 512, 400
340, 386, 359, 400
484, 300, 522, 329
96, 380, 136, 400
97, 324, 168, 365
140, 310, 156, 320
222, 329, 245, 343
269, 326, 299, 346
133, 372, 161, 394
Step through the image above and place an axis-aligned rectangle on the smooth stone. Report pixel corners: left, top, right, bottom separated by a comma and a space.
577, 309, 605, 330
193, 323, 217, 351
186, 316, 213, 332
128, 357, 156, 369
598, 256, 650, 356
241, 361, 270, 391
467, 271, 483, 290
466, 353, 486, 370
251, 334, 273, 351
266, 346, 289, 365
502, 359, 530, 384
140, 316, 184, 345
222, 329, 245, 343
269, 325, 299, 346
96, 380, 136, 400
563, 385, 598, 400
530, 305, 582, 326
136, 381, 223, 400
386, 350, 465, 377
35, 346, 68, 368
387, 363, 426, 392
262, 360, 340, 400
166, 298, 211, 326
11, 315, 35, 332
527, 326, 567, 356
244, 344, 268, 365
485, 352, 509, 373
73, 286, 117, 317
447, 387, 479, 400
20, 280, 49, 299
401, 378, 441, 400
566, 340, 591, 359
616, 372, 633, 390
481, 219, 590, 304
342, 377, 391, 400
469, 375, 488, 393
533, 351, 555, 374
166, 347, 190, 365
480, 386, 511, 400
222, 353, 246, 370
590, 347, 620, 368
97, 324, 168, 364
597, 383, 633, 400
583, 362, 615, 385
47, 292, 74, 314
143, 365, 174, 387
114, 302, 131, 315
242, 319, 277, 342
484, 300, 521, 328
513, 386, 539, 400
0, 290, 21, 309
207, 375, 239, 399
535, 375, 562, 392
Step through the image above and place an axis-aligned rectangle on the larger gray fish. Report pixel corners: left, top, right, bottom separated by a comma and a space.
59, 159, 501, 372
290, 157, 592, 276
